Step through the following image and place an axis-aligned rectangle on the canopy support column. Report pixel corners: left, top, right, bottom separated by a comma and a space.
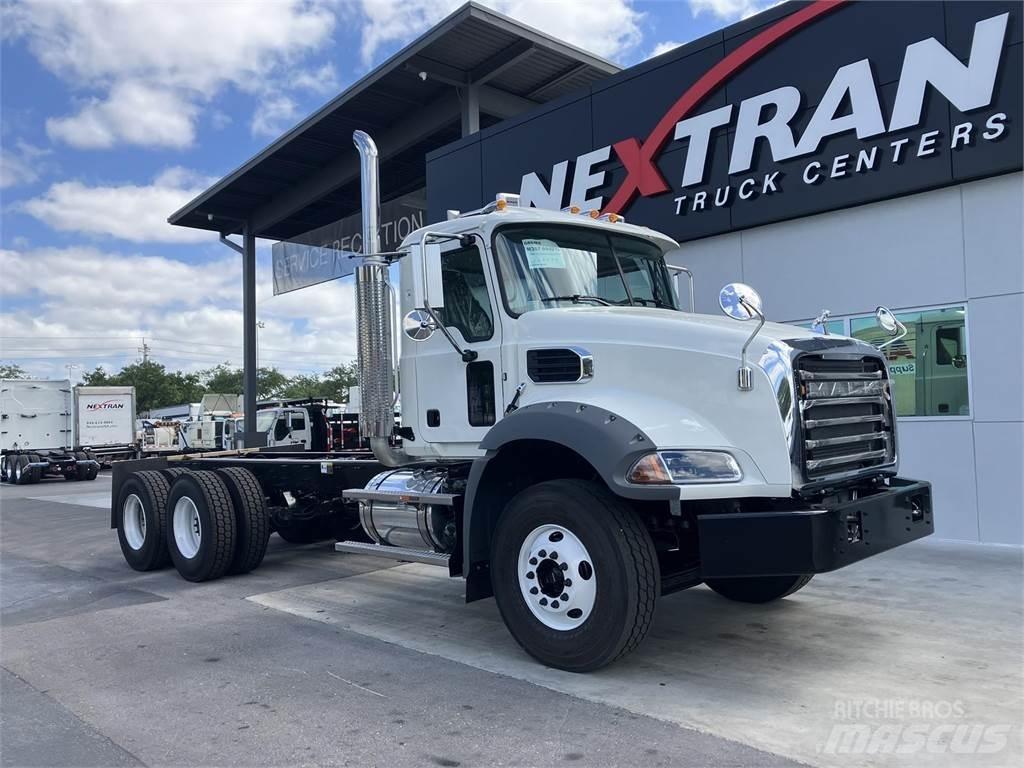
242, 222, 261, 444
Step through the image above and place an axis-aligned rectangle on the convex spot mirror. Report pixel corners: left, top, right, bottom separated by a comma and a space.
876, 306, 899, 335
409, 242, 444, 311
403, 309, 437, 342
719, 282, 763, 321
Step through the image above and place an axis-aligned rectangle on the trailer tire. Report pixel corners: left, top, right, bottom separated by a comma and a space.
166, 470, 237, 582
216, 467, 270, 574
490, 478, 659, 673
117, 471, 172, 571
704, 574, 814, 604
13, 455, 34, 485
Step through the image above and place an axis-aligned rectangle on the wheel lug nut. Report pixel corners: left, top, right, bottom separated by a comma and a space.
551, 601, 559, 609
526, 571, 534, 579
564, 579, 572, 587
560, 593, 568, 601
539, 598, 548, 606
560, 562, 568, 571
530, 587, 538, 595
539, 549, 546, 557
549, 551, 558, 560
529, 557, 537, 565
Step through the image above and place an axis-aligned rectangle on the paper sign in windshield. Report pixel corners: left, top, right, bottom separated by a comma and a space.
522, 239, 566, 269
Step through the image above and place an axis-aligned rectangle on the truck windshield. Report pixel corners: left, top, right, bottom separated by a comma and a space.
255, 411, 275, 433
493, 225, 677, 315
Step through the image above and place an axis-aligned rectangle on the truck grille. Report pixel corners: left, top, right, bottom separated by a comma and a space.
796, 355, 895, 481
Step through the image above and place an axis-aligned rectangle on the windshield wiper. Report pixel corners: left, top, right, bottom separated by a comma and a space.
630, 297, 676, 309
540, 295, 612, 306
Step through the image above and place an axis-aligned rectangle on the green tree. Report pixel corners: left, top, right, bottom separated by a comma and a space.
200, 363, 288, 400
0, 362, 30, 379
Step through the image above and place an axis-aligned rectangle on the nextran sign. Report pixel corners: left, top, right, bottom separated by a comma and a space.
517, 2, 1013, 221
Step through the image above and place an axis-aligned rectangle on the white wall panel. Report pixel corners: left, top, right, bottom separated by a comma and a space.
967, 292, 1024, 423
963, 173, 1024, 300
898, 420, 980, 542
739, 187, 965, 321
672, 233, 743, 314
974, 421, 1024, 546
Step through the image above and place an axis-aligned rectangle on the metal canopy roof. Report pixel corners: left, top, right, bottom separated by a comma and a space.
169, 2, 619, 242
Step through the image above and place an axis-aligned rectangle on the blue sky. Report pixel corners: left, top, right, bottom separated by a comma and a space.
0, 0, 765, 381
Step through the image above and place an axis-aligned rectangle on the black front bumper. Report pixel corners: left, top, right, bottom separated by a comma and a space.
697, 478, 933, 579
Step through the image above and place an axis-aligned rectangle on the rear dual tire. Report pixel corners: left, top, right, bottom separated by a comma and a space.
166, 471, 237, 582
116, 470, 173, 571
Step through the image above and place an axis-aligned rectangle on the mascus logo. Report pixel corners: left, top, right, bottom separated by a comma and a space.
86, 400, 125, 410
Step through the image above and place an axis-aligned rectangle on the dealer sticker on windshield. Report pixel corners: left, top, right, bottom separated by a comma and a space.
522, 239, 566, 269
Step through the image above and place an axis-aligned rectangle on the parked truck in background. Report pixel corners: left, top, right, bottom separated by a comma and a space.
1, 379, 108, 483
110, 131, 933, 671
73, 386, 137, 463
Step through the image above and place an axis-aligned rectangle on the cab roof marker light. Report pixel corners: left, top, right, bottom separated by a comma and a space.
587, 209, 600, 219
598, 212, 625, 223
561, 205, 582, 214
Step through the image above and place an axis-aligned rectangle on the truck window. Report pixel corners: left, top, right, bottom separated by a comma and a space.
439, 246, 494, 342
289, 414, 305, 431
493, 225, 676, 315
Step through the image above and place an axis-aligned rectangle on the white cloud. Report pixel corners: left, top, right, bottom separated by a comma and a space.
0, 245, 358, 378
648, 40, 684, 59
20, 167, 218, 244
688, 0, 778, 22
251, 95, 300, 139
46, 81, 198, 149
0, 140, 51, 188
5, 0, 339, 150
356, 0, 643, 66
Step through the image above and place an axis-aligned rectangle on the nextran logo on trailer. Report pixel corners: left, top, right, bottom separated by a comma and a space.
86, 400, 125, 411
518, 3, 1012, 218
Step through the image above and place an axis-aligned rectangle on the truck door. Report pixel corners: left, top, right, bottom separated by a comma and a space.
413, 241, 504, 454
927, 322, 968, 415
287, 409, 311, 448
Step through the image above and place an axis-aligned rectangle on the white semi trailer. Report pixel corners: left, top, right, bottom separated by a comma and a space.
0, 380, 134, 483
110, 131, 933, 671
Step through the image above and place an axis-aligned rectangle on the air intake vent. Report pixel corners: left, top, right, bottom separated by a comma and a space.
527, 348, 593, 384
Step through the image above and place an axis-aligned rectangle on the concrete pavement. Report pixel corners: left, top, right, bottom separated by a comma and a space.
1, 475, 798, 767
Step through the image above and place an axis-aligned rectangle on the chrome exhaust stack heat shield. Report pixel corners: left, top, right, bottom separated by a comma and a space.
352, 130, 415, 467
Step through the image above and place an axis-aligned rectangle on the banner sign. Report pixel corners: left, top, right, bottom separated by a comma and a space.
272, 189, 426, 294
426, 1, 1022, 242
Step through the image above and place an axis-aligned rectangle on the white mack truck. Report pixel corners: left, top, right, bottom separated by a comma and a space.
110, 131, 932, 671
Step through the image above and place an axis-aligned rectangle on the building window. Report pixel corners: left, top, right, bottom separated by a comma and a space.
849, 306, 970, 417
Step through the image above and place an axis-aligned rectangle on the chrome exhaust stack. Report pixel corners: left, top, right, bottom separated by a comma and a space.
352, 130, 414, 467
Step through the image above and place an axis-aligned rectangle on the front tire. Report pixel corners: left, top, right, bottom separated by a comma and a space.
705, 574, 814, 604
166, 471, 237, 582
490, 479, 659, 673
116, 471, 172, 571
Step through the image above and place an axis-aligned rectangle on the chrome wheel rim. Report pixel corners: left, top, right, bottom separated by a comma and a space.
173, 496, 202, 559
122, 493, 146, 550
518, 524, 596, 631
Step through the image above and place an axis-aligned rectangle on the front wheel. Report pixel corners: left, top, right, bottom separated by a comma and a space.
704, 574, 814, 604
490, 479, 659, 673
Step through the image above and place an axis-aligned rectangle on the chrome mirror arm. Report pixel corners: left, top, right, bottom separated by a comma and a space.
423, 302, 478, 363
738, 297, 766, 392
667, 265, 694, 311
878, 316, 908, 349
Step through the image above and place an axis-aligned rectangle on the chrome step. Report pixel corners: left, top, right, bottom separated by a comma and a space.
334, 540, 450, 567
342, 489, 458, 506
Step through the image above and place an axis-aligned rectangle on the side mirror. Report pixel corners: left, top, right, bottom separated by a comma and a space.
409, 242, 444, 310
875, 306, 907, 349
719, 282, 763, 321
403, 309, 437, 342
719, 282, 765, 392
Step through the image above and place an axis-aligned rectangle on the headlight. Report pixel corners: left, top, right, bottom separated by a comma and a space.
627, 450, 743, 484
